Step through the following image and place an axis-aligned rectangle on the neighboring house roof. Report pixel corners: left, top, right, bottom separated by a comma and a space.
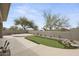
0, 3, 10, 21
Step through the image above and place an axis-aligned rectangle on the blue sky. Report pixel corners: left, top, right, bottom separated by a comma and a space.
3, 3, 79, 29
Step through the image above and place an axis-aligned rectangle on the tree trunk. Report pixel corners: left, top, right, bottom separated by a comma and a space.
49, 27, 52, 31
22, 26, 28, 33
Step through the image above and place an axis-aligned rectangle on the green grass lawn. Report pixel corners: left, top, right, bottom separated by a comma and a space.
25, 36, 66, 48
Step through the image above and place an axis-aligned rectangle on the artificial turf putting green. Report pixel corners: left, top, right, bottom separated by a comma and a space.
25, 36, 66, 48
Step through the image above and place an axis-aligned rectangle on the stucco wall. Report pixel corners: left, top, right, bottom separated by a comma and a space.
28, 29, 79, 41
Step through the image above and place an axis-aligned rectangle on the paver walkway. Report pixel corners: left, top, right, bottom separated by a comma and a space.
2, 34, 79, 56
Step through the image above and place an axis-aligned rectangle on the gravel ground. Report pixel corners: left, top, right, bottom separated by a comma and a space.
1, 34, 79, 56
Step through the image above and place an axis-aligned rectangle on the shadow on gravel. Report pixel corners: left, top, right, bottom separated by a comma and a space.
14, 48, 39, 56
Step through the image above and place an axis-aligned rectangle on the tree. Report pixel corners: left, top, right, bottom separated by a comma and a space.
9, 26, 19, 32
15, 17, 29, 31
28, 21, 38, 30
77, 22, 79, 28
55, 16, 70, 30
33, 26, 38, 30
14, 17, 38, 32
3, 27, 7, 30
43, 11, 60, 30
43, 11, 70, 31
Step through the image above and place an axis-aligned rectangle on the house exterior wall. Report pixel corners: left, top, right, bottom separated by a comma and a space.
0, 9, 3, 38
0, 3, 10, 38
0, 3, 10, 47
0, 9, 3, 47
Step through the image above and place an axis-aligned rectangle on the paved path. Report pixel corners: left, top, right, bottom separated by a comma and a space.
2, 34, 79, 56
3, 34, 38, 56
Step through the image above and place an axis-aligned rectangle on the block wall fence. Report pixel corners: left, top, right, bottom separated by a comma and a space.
28, 29, 79, 41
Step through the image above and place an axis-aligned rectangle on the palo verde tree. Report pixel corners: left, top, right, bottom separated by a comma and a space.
43, 11, 70, 31
55, 16, 70, 30
14, 17, 38, 32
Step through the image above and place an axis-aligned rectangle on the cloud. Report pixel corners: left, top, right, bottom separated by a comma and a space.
6, 4, 44, 29
12, 5, 42, 17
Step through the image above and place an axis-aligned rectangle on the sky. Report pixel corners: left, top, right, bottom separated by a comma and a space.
3, 3, 79, 29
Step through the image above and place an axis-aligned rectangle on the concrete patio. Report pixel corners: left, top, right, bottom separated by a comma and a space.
2, 34, 79, 56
